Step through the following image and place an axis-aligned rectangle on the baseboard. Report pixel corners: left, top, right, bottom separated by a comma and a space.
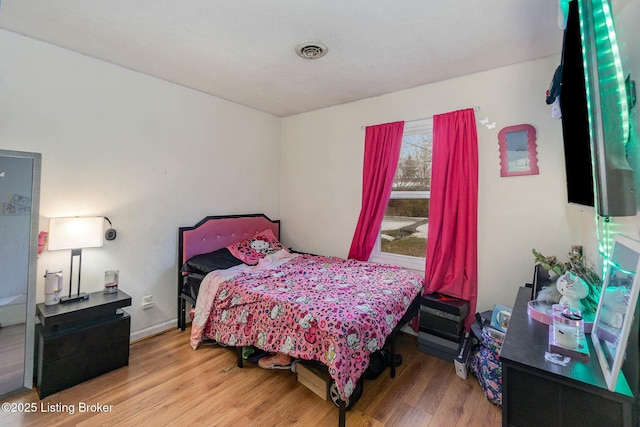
130, 319, 177, 343
0, 303, 27, 327
400, 324, 417, 336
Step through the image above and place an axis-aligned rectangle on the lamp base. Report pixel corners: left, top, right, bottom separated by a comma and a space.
60, 292, 90, 304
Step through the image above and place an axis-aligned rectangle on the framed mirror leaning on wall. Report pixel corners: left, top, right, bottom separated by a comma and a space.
0, 149, 41, 398
592, 234, 640, 392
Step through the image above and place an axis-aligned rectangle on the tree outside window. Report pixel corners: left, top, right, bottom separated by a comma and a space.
370, 119, 432, 270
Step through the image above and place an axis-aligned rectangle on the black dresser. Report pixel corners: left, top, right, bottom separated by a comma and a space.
35, 290, 131, 398
500, 287, 637, 426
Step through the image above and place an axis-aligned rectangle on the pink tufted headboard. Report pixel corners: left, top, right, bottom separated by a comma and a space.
178, 214, 280, 268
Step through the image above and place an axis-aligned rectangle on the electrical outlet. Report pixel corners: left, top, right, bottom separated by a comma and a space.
142, 295, 154, 310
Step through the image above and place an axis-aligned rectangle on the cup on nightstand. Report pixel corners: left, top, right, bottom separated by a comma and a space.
553, 306, 584, 349
104, 270, 119, 294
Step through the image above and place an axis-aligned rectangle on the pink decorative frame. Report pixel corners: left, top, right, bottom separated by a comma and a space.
498, 124, 539, 177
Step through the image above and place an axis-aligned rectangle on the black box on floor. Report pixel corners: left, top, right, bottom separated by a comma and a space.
420, 312, 464, 342
422, 292, 470, 317
420, 293, 469, 343
417, 331, 459, 362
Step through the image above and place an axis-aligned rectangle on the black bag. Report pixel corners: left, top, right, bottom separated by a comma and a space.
362, 350, 387, 380
362, 349, 403, 380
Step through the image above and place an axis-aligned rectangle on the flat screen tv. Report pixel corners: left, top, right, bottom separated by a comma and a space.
559, 0, 635, 217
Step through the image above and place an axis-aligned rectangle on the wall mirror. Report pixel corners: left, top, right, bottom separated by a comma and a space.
498, 124, 539, 177
591, 234, 640, 392
0, 149, 41, 398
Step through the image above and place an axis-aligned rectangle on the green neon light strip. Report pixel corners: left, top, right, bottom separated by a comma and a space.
579, 0, 632, 276
594, 218, 637, 278
596, 215, 611, 278
599, 0, 629, 143
580, 0, 629, 144
603, 256, 637, 276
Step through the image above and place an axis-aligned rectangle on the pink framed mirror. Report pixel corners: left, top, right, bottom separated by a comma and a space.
498, 124, 539, 177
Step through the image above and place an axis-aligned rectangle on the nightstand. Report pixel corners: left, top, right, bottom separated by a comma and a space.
35, 290, 132, 398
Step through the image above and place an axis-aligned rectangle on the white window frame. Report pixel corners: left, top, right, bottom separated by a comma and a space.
369, 117, 433, 272
369, 118, 433, 272
368, 119, 432, 272
368, 191, 429, 271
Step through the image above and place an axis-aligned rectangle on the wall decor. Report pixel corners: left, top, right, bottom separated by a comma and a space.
478, 116, 497, 129
498, 124, 539, 177
3, 193, 31, 215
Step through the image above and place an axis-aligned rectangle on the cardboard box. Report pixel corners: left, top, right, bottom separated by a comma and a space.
297, 362, 331, 400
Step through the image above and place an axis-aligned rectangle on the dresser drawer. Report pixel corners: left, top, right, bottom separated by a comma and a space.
36, 313, 130, 398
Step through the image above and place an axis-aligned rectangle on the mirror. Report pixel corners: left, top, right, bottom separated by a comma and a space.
0, 150, 41, 398
591, 234, 640, 392
497, 124, 539, 177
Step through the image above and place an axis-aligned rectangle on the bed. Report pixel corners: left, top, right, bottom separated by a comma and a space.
177, 214, 423, 426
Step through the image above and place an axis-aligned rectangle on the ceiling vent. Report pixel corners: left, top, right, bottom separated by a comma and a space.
295, 41, 328, 60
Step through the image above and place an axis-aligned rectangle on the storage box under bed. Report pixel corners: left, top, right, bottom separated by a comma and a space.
297, 361, 331, 400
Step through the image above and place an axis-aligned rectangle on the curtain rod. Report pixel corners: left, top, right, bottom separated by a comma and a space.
360, 106, 480, 130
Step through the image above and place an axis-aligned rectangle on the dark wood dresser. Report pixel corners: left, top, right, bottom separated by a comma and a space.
35, 290, 131, 398
500, 287, 637, 426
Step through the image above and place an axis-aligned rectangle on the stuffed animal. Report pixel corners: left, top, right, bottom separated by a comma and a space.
556, 271, 589, 312
536, 285, 561, 304
599, 286, 628, 329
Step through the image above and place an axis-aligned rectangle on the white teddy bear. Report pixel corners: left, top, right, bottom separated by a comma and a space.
599, 286, 628, 329
556, 271, 589, 312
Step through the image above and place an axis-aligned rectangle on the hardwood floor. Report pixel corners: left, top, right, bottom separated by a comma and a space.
0, 328, 501, 426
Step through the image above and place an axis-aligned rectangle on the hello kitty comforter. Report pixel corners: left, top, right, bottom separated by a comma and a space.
190, 250, 423, 399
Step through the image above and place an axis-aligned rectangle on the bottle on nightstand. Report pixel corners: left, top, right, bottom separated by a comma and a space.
104, 270, 119, 294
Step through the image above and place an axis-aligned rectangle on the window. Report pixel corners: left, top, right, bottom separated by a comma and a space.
369, 118, 432, 271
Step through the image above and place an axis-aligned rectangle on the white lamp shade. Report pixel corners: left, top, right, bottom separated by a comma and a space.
48, 217, 104, 250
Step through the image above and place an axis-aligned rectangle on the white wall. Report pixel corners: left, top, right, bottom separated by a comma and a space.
281, 56, 576, 312
0, 29, 281, 339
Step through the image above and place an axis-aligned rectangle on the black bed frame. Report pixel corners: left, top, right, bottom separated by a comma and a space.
176, 214, 421, 426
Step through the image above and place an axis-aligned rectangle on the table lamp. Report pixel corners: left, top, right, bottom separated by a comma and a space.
48, 217, 104, 303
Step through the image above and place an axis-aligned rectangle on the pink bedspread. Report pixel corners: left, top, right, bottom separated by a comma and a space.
192, 250, 423, 399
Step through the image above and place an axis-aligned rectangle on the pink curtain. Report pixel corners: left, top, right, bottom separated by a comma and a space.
348, 121, 405, 261
424, 108, 478, 330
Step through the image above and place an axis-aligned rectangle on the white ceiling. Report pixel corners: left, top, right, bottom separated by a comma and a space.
0, 0, 563, 117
